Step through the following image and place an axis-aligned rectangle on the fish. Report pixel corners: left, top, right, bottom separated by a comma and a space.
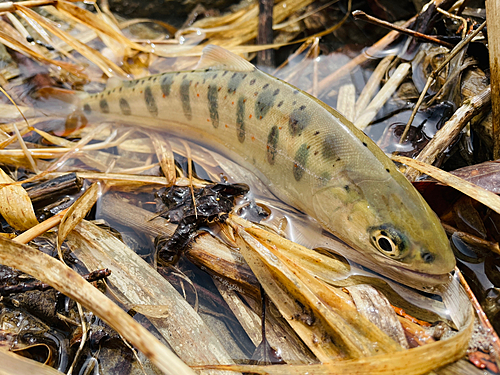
78, 45, 455, 288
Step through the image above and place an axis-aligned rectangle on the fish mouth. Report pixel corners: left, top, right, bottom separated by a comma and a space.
350, 252, 452, 292
364, 260, 452, 293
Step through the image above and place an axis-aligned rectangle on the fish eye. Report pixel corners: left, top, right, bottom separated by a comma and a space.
369, 225, 407, 259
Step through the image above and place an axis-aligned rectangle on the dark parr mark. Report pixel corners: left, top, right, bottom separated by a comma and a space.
236, 96, 246, 143
144, 86, 158, 117
267, 126, 279, 165
161, 75, 174, 97
207, 85, 219, 128
228, 72, 245, 94
289, 108, 311, 136
293, 143, 309, 181
119, 98, 131, 116
273, 89, 280, 96
180, 79, 192, 120
362, 142, 367, 147
249, 79, 256, 85
322, 134, 338, 159
255, 90, 276, 120
83, 103, 91, 115
99, 99, 109, 113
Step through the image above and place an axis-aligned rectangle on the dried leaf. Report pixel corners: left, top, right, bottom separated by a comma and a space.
0, 236, 196, 375
0, 349, 64, 375
55, 1, 150, 53
15, 4, 127, 78
66, 219, 238, 371
392, 155, 500, 215
58, 182, 100, 247
0, 169, 38, 230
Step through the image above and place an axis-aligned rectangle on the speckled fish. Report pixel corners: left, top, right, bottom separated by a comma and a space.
80, 45, 455, 288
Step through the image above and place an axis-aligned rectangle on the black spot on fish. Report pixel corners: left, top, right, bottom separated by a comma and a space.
141, 80, 145, 85
299, 105, 306, 110
293, 144, 309, 181
228, 73, 244, 94
363, 142, 367, 147
322, 134, 338, 159
161, 75, 174, 97
293, 90, 299, 94
236, 96, 245, 143
99, 99, 109, 113
249, 79, 256, 85
277, 101, 284, 107
242, 74, 247, 79
314, 131, 320, 135
119, 98, 131, 116
273, 89, 280, 96
144, 86, 158, 117
207, 85, 219, 128
213, 73, 218, 79
222, 71, 228, 77
83, 103, 91, 115
289, 108, 311, 136
119, 87, 122, 93
267, 126, 279, 165
344, 185, 350, 191
263, 83, 269, 89
180, 79, 192, 120
183, 74, 187, 79
386, 168, 390, 173
153, 77, 157, 82
255, 89, 276, 120
148, 76, 152, 81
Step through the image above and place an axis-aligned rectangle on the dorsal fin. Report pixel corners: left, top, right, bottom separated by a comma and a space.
196, 45, 255, 72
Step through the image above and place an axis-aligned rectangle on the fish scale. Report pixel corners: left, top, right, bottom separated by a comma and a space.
80, 45, 455, 289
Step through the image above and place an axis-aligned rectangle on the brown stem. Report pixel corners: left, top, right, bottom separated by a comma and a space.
352, 10, 454, 48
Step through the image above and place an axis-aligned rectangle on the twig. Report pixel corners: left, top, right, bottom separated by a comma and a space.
441, 222, 500, 256
399, 21, 486, 143
257, 0, 274, 67
352, 10, 454, 48
487, 2, 500, 159
455, 267, 500, 370
404, 86, 491, 181
13, 207, 69, 244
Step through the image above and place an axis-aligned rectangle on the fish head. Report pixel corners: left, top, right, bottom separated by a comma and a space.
311, 168, 455, 288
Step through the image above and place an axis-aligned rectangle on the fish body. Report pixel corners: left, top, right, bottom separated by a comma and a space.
81, 46, 455, 287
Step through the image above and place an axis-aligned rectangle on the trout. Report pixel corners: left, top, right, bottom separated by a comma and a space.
79, 45, 455, 288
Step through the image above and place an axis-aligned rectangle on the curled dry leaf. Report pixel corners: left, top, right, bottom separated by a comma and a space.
0, 169, 38, 231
